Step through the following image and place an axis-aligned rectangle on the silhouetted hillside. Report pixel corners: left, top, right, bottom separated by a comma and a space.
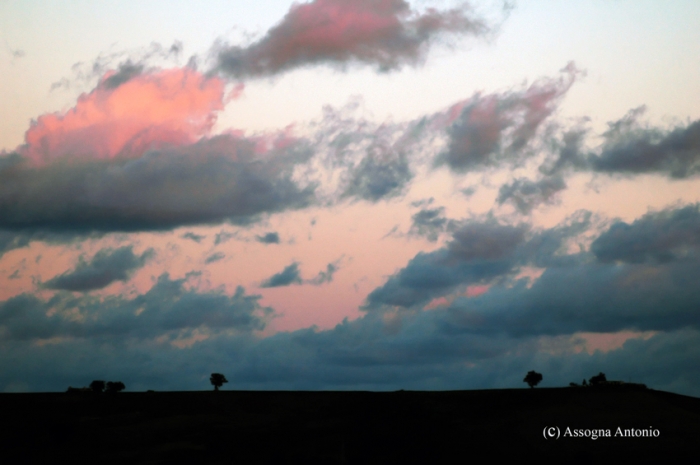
1, 388, 698, 464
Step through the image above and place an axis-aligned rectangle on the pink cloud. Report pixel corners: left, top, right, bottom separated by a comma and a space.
20, 68, 227, 164
215, 0, 488, 77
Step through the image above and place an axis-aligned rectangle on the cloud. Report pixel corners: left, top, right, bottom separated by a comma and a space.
435, 63, 580, 172
43, 246, 153, 291
589, 108, 700, 179
305, 97, 425, 203
0, 273, 272, 342
214, 230, 237, 245
0, 228, 102, 258
0, 135, 315, 233
409, 206, 450, 242
365, 218, 529, 309
308, 261, 340, 285
50, 41, 183, 92
591, 204, 700, 264
0, 65, 321, 237
439, 257, 700, 339
22, 67, 226, 165
2, 209, 700, 395
213, 0, 490, 79
539, 126, 589, 175
261, 262, 303, 288
341, 146, 412, 201
256, 232, 280, 244
205, 252, 226, 264
182, 232, 205, 243
4, 297, 698, 394
101, 60, 145, 89
364, 204, 700, 338
496, 175, 566, 214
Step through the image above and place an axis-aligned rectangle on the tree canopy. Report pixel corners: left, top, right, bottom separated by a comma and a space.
106, 381, 126, 393
89, 380, 105, 393
523, 371, 543, 388
210, 373, 228, 391
589, 372, 607, 385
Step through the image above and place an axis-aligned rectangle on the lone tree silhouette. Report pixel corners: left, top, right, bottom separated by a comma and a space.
523, 371, 543, 388
105, 381, 125, 393
210, 373, 228, 391
89, 380, 105, 393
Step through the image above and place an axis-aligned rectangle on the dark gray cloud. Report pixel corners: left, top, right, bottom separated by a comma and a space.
0, 135, 315, 234
213, 0, 489, 79
214, 230, 236, 245
365, 219, 529, 309
590, 112, 700, 179
497, 175, 566, 214
342, 148, 412, 202
591, 204, 700, 264
0, 273, 272, 342
312, 99, 425, 203
366, 205, 700, 338
410, 197, 434, 208
182, 232, 205, 243
3, 294, 699, 395
366, 210, 594, 310
2, 206, 700, 395
460, 186, 477, 197
441, 259, 700, 338
544, 108, 700, 179
256, 232, 280, 244
409, 206, 449, 242
261, 262, 303, 288
205, 252, 225, 264
436, 63, 579, 172
0, 230, 35, 257
101, 60, 144, 89
308, 262, 339, 285
0, 228, 102, 258
50, 42, 182, 92
43, 246, 153, 291
539, 126, 589, 175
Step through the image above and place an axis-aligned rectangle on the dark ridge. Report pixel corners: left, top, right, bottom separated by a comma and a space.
0, 388, 698, 464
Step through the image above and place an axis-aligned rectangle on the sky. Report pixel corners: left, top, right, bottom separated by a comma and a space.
1, 0, 700, 395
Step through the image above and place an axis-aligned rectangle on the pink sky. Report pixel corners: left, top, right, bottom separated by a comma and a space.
2, 1, 700, 394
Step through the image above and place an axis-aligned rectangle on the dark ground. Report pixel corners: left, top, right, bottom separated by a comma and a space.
1, 387, 699, 464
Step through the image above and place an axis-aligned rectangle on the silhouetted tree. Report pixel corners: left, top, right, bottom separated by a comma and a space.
589, 372, 607, 386
89, 380, 105, 393
523, 371, 543, 388
210, 373, 228, 391
105, 381, 126, 393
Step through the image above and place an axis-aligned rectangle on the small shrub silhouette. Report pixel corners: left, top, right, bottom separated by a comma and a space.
210, 373, 228, 391
523, 371, 543, 388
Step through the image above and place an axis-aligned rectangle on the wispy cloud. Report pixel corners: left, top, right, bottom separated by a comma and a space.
43, 246, 153, 291
256, 232, 281, 244
261, 262, 303, 288
435, 62, 580, 172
